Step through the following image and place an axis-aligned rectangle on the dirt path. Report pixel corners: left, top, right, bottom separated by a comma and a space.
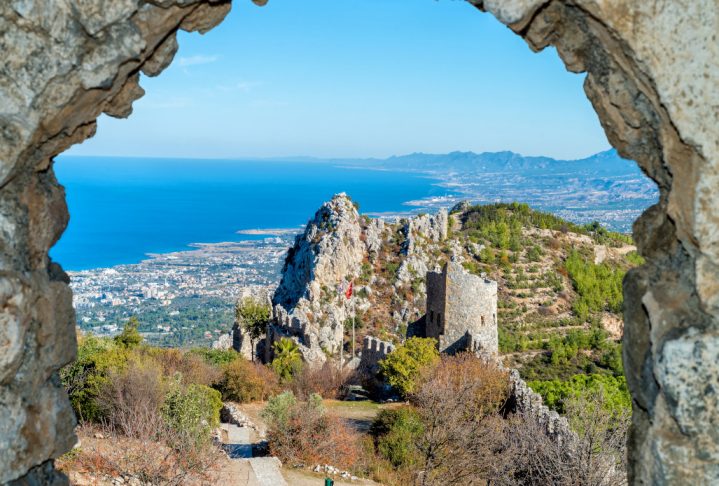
283, 468, 379, 486
232, 400, 391, 485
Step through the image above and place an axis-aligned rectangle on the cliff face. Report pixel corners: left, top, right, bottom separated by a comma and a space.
269, 194, 450, 366
274, 193, 364, 309
271, 194, 365, 361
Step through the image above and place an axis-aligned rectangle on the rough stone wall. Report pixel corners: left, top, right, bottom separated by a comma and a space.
506, 370, 576, 446
425, 269, 447, 340
425, 262, 498, 357
471, 1, 719, 483
0, 0, 716, 483
358, 336, 395, 376
0, 1, 240, 483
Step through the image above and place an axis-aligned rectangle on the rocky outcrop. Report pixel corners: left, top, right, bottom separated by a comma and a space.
270, 194, 365, 364
507, 370, 575, 446
212, 332, 232, 351
470, 2, 719, 483
1, 0, 717, 483
396, 210, 448, 287
401, 209, 448, 256
364, 218, 386, 259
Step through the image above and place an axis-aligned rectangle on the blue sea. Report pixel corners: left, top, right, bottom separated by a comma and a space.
52, 156, 452, 270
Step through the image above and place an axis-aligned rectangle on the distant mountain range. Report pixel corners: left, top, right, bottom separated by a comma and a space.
340, 149, 656, 233
362, 149, 643, 177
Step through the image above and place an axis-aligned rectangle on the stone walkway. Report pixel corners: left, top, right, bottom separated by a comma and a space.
219, 423, 288, 486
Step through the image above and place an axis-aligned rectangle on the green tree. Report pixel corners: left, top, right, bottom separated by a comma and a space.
61, 334, 130, 421
372, 406, 424, 468
378, 337, 439, 397
235, 297, 271, 361
271, 338, 303, 381
114, 316, 143, 348
528, 373, 631, 415
162, 381, 223, 449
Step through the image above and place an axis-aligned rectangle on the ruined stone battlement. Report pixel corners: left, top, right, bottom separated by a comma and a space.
424, 262, 498, 357
359, 336, 395, 375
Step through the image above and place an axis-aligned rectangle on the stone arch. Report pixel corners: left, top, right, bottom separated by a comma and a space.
0, 1, 716, 484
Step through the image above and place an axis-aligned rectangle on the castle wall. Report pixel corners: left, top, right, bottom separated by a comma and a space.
507, 370, 576, 447
425, 270, 446, 341
359, 336, 395, 375
425, 262, 498, 356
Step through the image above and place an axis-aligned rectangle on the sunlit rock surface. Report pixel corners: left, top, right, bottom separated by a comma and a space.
0, 0, 717, 483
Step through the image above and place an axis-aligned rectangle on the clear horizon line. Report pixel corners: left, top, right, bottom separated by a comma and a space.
58, 146, 616, 163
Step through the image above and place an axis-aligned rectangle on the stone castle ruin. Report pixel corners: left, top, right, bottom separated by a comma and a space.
1, 1, 717, 483
423, 262, 498, 357
358, 336, 395, 376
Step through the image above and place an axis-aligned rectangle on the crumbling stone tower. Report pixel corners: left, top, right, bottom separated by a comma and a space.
425, 262, 498, 357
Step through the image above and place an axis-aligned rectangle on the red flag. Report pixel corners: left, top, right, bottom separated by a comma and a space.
345, 281, 353, 299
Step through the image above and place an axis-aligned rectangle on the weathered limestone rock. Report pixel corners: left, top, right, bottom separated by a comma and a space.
0, 0, 716, 483
396, 209, 447, 287
470, 1, 719, 483
212, 332, 232, 350
0, 1, 234, 482
270, 194, 364, 363
364, 217, 386, 258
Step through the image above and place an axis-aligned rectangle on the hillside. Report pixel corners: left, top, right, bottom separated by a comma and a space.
59, 195, 636, 485
271, 194, 638, 383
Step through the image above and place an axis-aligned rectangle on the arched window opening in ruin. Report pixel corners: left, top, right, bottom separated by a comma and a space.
0, 1, 716, 485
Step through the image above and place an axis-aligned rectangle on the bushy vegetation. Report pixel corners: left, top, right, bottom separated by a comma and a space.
162, 381, 223, 449
367, 353, 628, 485
271, 337, 303, 381
235, 297, 271, 360
528, 374, 631, 415
189, 347, 238, 366
215, 357, 279, 402
564, 250, 625, 319
499, 327, 608, 354
61, 332, 133, 422
378, 337, 439, 397
290, 361, 352, 400
371, 407, 423, 469
262, 391, 362, 469
462, 202, 585, 242
61, 318, 300, 482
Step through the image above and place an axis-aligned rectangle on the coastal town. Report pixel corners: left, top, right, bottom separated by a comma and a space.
68, 235, 293, 346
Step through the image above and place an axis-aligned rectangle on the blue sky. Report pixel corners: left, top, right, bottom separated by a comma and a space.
67, 0, 610, 160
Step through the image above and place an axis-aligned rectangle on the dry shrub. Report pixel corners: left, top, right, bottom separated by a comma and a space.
58, 424, 224, 486
499, 389, 629, 486
217, 358, 278, 403
409, 353, 513, 486
152, 348, 221, 387
98, 355, 167, 440
263, 393, 362, 470
126, 427, 223, 485
291, 361, 352, 399
414, 352, 510, 417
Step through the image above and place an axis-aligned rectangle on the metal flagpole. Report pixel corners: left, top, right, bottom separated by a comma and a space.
352, 297, 356, 359
340, 287, 344, 370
